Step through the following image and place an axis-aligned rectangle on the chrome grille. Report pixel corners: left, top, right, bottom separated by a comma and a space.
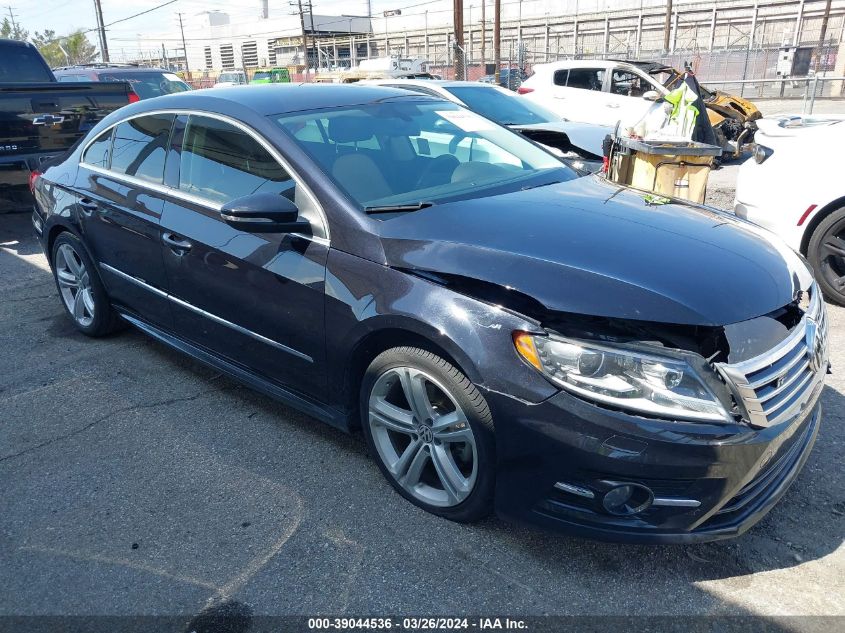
717, 287, 829, 429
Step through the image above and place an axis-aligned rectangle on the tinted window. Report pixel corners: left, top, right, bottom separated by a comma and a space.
110, 114, 175, 183
446, 86, 560, 125
566, 68, 605, 91
611, 70, 646, 96
553, 69, 568, 86
0, 45, 52, 82
99, 71, 191, 99
82, 128, 114, 168
179, 116, 295, 204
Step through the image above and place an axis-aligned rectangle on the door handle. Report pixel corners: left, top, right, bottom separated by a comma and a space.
606, 103, 621, 108
78, 198, 97, 216
162, 232, 192, 253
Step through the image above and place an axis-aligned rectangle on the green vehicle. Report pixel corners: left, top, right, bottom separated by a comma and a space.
250, 68, 291, 84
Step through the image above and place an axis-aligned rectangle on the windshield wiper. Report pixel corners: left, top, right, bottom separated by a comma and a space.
364, 202, 434, 214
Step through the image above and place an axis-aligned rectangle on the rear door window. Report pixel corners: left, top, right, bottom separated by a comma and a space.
109, 114, 175, 184
178, 115, 295, 204
566, 68, 605, 91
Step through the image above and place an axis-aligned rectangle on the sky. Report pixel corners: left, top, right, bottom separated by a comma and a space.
10, 1, 429, 45
7, 0, 656, 58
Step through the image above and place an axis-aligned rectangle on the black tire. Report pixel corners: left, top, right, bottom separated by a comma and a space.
360, 346, 495, 523
808, 208, 845, 307
50, 232, 123, 336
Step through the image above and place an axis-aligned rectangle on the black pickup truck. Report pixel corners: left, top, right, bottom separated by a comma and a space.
1, 39, 133, 211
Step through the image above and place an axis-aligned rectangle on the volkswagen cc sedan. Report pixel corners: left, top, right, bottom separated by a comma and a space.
31, 85, 829, 543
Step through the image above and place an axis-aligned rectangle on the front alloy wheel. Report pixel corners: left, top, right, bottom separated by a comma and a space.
361, 347, 495, 522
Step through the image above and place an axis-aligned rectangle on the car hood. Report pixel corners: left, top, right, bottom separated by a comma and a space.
511, 121, 610, 157
378, 176, 812, 326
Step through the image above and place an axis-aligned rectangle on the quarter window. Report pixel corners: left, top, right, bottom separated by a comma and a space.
553, 69, 568, 86
110, 114, 175, 184
566, 68, 605, 91
178, 115, 295, 204
82, 128, 113, 168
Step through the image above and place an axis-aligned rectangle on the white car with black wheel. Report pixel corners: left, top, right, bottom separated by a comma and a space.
734, 114, 845, 305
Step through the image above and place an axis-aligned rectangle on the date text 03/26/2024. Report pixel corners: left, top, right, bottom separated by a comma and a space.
307, 618, 528, 630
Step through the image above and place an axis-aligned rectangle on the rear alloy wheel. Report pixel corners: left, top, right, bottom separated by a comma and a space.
361, 347, 495, 522
51, 232, 122, 336
809, 208, 845, 306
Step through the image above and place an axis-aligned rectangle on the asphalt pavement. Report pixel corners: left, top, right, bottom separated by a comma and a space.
1, 193, 843, 627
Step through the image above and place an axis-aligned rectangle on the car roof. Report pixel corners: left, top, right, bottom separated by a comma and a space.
532, 60, 618, 72
127, 84, 445, 116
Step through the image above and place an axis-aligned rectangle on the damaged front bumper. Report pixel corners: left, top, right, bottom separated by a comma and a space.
487, 381, 822, 544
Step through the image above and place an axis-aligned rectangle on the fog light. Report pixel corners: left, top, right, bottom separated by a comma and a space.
602, 483, 653, 515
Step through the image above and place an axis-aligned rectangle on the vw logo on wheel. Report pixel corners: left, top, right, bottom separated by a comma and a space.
417, 424, 434, 444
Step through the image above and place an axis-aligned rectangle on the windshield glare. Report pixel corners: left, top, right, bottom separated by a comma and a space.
446, 85, 561, 126
275, 101, 572, 210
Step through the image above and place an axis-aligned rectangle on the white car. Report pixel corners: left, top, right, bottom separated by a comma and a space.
518, 60, 665, 129
363, 79, 610, 172
214, 71, 248, 88
734, 114, 845, 305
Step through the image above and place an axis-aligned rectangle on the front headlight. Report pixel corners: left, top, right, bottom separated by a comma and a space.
514, 332, 731, 423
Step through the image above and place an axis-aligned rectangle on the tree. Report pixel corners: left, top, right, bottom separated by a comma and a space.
33, 29, 98, 67
1, 17, 29, 41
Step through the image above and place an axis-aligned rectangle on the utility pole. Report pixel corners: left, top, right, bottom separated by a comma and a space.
93, 0, 110, 62
5, 5, 18, 32
176, 12, 189, 74
663, 0, 673, 53
453, 0, 464, 80
297, 0, 309, 80
493, 0, 500, 84
480, 0, 485, 67
307, 0, 316, 72
819, 0, 833, 47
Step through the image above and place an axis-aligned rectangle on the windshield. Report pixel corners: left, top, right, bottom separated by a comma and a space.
274, 101, 572, 210
253, 72, 271, 80
100, 71, 191, 99
445, 85, 561, 126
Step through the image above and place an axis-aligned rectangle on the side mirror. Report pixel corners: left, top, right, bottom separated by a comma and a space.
220, 193, 311, 234
642, 90, 660, 102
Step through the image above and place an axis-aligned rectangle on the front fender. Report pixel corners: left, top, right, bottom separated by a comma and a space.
324, 249, 559, 411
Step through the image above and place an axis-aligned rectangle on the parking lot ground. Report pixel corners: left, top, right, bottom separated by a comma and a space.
1, 192, 843, 626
